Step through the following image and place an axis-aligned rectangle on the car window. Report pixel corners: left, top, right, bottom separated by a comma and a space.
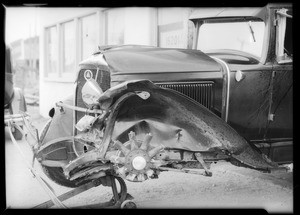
276, 8, 292, 63
5, 46, 12, 74
197, 20, 265, 58
284, 16, 292, 57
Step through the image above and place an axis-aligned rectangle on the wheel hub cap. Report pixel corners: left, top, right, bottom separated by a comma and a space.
132, 156, 147, 170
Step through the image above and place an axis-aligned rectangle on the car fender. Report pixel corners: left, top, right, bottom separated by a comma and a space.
43, 80, 277, 171
41, 95, 74, 145
99, 80, 277, 170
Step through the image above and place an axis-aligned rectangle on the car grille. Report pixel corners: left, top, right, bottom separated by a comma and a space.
157, 82, 215, 110
75, 69, 111, 125
75, 76, 214, 127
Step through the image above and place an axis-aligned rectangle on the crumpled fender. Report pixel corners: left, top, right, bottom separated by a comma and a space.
98, 80, 277, 170
41, 95, 74, 145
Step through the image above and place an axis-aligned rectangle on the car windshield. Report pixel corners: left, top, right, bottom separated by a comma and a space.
197, 20, 265, 58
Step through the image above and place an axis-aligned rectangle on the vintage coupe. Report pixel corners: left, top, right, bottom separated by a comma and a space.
32, 3, 292, 207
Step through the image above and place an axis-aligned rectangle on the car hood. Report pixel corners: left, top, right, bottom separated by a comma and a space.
101, 45, 222, 74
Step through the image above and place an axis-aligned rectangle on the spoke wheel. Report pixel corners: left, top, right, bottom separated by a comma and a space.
110, 131, 164, 182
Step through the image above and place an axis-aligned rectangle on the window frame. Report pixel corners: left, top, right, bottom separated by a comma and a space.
44, 24, 59, 79
61, 19, 76, 79
193, 18, 266, 60
79, 13, 100, 61
275, 8, 293, 64
103, 8, 126, 46
43, 9, 103, 82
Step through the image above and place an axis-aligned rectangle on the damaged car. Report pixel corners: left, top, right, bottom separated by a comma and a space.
29, 3, 292, 207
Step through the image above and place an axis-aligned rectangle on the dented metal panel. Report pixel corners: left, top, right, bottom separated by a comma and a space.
106, 80, 277, 170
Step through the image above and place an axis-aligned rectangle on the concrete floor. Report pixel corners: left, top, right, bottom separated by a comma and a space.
4, 105, 294, 212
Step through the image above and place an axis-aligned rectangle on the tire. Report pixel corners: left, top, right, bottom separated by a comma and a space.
121, 200, 137, 209
41, 166, 78, 188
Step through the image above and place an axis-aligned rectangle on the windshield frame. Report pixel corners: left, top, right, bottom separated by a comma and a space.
192, 16, 270, 64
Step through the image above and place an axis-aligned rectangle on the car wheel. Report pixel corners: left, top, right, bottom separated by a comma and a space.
121, 200, 137, 209
41, 166, 78, 188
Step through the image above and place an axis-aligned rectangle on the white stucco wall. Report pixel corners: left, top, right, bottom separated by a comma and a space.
39, 82, 75, 117
123, 8, 157, 46
157, 8, 192, 48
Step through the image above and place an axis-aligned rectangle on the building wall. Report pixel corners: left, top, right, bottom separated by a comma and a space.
158, 8, 190, 48
123, 8, 158, 45
39, 8, 100, 117
38, 7, 195, 117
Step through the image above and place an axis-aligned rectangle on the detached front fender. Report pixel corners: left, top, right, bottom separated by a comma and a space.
99, 80, 277, 170
41, 95, 74, 145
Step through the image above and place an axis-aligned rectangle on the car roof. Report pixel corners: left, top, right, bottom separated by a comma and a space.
189, 7, 262, 21
189, 3, 292, 23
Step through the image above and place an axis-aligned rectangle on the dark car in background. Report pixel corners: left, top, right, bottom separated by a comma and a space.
5, 46, 27, 140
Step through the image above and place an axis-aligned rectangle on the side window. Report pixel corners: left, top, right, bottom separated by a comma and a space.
275, 8, 293, 64
43, 10, 101, 81
80, 14, 98, 61
5, 46, 12, 74
284, 14, 292, 57
62, 20, 76, 74
104, 8, 125, 45
45, 25, 58, 76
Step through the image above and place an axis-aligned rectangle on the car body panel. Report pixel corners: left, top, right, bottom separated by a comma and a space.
103, 46, 221, 74
104, 80, 277, 170
41, 96, 74, 145
101, 46, 222, 86
189, 3, 292, 163
189, 7, 265, 22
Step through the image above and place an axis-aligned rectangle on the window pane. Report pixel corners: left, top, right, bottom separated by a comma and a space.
62, 21, 75, 73
158, 8, 187, 48
284, 17, 292, 57
197, 21, 265, 58
105, 9, 125, 45
46, 26, 58, 74
158, 22, 185, 48
81, 14, 97, 60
